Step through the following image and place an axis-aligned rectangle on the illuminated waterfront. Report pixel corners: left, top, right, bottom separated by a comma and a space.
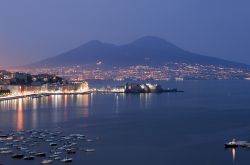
9, 63, 250, 81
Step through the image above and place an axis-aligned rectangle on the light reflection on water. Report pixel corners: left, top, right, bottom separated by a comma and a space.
1, 81, 250, 165
0, 99, 17, 110
115, 94, 119, 114
229, 148, 236, 162
0, 94, 94, 130
139, 93, 152, 109
17, 99, 23, 131
32, 97, 38, 110
0, 80, 250, 165
63, 95, 68, 122
82, 94, 89, 118
0, 93, 156, 130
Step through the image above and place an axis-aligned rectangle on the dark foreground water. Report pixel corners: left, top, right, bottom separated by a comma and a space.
0, 80, 250, 165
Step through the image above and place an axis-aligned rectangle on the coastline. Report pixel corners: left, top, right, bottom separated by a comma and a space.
0, 89, 183, 102
0, 92, 91, 102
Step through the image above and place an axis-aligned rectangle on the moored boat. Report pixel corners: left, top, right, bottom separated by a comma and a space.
23, 156, 35, 160
0, 150, 12, 154
85, 148, 95, 152
35, 152, 46, 157
12, 154, 24, 159
61, 158, 73, 163
225, 139, 238, 148
41, 159, 53, 164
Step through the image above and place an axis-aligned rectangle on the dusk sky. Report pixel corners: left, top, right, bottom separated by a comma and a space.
0, 0, 249, 67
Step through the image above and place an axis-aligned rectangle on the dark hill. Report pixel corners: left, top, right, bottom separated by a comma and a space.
29, 36, 249, 68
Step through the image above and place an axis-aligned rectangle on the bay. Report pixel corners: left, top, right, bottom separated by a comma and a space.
0, 80, 250, 165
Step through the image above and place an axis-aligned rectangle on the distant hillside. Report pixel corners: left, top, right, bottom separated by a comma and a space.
29, 36, 249, 68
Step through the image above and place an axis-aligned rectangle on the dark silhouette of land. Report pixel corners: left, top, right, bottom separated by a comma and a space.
29, 36, 249, 68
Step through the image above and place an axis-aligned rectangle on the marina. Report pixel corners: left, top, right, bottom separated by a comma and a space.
0, 129, 98, 164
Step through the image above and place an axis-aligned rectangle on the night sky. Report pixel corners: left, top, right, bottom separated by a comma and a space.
0, 0, 249, 67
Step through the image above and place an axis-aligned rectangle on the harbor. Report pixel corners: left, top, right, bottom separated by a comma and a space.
0, 129, 98, 164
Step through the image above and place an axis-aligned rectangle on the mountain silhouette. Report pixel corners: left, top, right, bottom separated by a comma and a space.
30, 36, 249, 68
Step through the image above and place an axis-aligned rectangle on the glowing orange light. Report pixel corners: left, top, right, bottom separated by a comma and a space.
17, 99, 23, 131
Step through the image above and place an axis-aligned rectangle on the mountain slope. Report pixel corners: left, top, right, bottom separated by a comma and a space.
30, 36, 249, 68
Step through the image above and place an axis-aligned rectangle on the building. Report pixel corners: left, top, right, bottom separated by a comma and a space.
0, 89, 11, 96
124, 83, 163, 93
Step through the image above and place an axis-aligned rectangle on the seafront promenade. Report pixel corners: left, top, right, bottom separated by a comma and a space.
0, 83, 183, 102
0, 92, 91, 102
0, 87, 126, 101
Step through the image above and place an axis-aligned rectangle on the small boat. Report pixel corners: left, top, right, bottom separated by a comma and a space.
66, 148, 76, 154
6, 136, 13, 140
23, 156, 35, 160
17, 146, 28, 151
41, 159, 53, 164
86, 139, 93, 142
69, 134, 85, 138
49, 142, 57, 146
54, 151, 62, 155
45, 139, 53, 142
12, 154, 24, 159
61, 158, 73, 163
0, 147, 10, 151
5, 142, 13, 146
28, 151, 36, 155
49, 154, 59, 158
57, 147, 65, 150
61, 136, 71, 140
0, 135, 8, 138
35, 152, 46, 157
0, 150, 12, 154
225, 139, 238, 148
85, 148, 95, 152
77, 136, 85, 140
69, 142, 77, 146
